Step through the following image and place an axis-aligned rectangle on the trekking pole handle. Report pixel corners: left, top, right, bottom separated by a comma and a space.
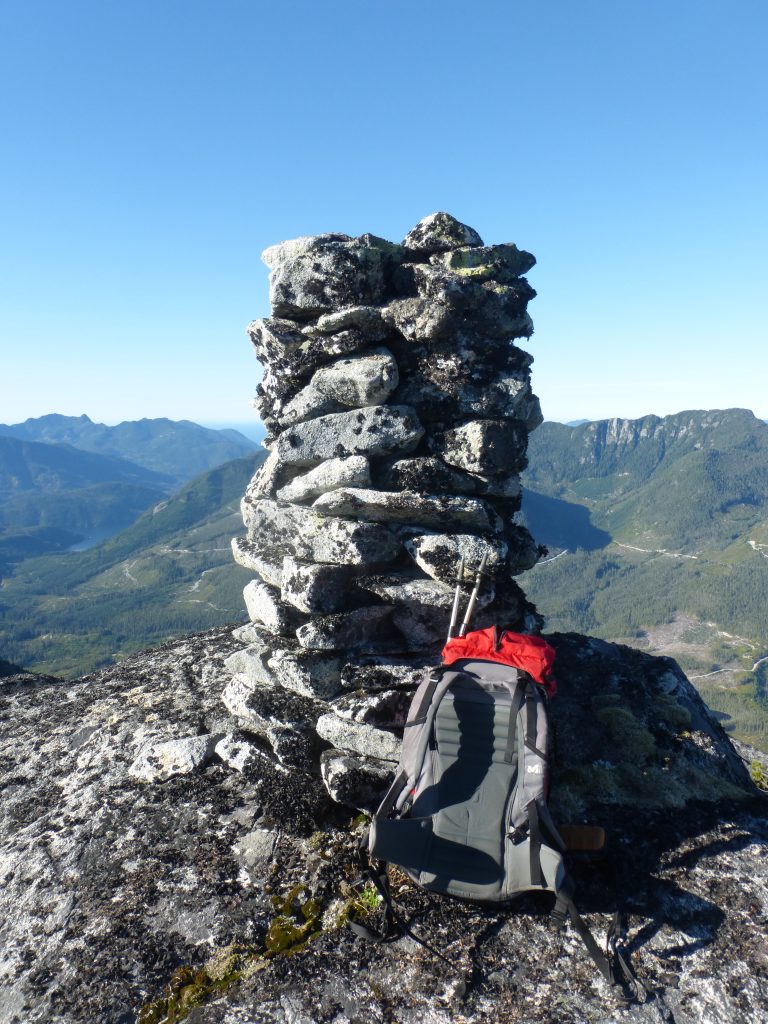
458, 553, 488, 636
446, 557, 465, 641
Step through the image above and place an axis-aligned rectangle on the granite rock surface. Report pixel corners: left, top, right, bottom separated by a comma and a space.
0, 627, 765, 1024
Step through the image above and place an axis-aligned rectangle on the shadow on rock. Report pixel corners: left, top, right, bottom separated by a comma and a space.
543, 633, 765, 970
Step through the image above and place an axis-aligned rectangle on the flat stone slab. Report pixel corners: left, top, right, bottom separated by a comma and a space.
431, 242, 536, 282
267, 239, 387, 318
261, 232, 352, 270
503, 525, 541, 574
247, 316, 311, 370
341, 656, 431, 691
406, 264, 536, 341
273, 381, 341, 428
275, 456, 371, 504
311, 348, 399, 408
245, 450, 283, 499
395, 367, 542, 426
473, 473, 523, 498
380, 456, 522, 500
380, 296, 460, 342
359, 575, 493, 649
393, 332, 532, 391
310, 305, 388, 339
319, 750, 394, 811
214, 734, 276, 774
280, 556, 360, 615
225, 638, 343, 700
431, 419, 528, 476
276, 405, 424, 468
377, 455, 484, 495
249, 317, 377, 417
404, 533, 509, 584
402, 212, 483, 254
359, 574, 460, 611
232, 828, 279, 884
243, 499, 401, 567
312, 487, 501, 533
296, 606, 395, 652
230, 622, 275, 645
129, 734, 217, 784
221, 674, 325, 770
243, 580, 305, 636
249, 316, 367, 384
231, 537, 282, 588
378, 458, 524, 501
315, 712, 401, 762
224, 644, 273, 687
267, 649, 342, 700
329, 689, 411, 730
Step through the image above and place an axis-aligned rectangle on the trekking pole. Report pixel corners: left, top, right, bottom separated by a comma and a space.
446, 557, 465, 642
458, 553, 487, 636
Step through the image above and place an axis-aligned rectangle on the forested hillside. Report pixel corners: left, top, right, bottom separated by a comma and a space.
0, 414, 257, 485
521, 409, 768, 750
0, 418, 259, 570
0, 453, 264, 677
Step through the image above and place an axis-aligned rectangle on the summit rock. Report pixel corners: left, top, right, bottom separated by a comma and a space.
401, 211, 485, 253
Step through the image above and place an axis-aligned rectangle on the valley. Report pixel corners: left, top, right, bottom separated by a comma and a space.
521, 409, 768, 750
0, 451, 264, 678
0, 415, 257, 570
2, 408, 767, 753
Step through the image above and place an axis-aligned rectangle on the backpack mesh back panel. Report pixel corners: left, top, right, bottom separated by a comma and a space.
370, 657, 565, 902
362, 630, 645, 998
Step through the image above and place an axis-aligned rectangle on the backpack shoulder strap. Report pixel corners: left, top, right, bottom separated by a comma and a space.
552, 875, 647, 1001
394, 666, 464, 807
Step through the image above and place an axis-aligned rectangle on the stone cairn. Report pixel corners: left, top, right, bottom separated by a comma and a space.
224, 213, 544, 808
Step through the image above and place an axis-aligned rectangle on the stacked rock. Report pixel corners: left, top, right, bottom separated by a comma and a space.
225, 213, 544, 806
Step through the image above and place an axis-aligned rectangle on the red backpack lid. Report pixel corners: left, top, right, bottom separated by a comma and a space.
442, 626, 557, 696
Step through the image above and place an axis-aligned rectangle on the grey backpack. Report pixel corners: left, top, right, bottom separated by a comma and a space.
358, 628, 644, 998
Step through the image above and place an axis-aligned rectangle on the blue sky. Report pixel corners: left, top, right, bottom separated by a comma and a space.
1, 0, 766, 431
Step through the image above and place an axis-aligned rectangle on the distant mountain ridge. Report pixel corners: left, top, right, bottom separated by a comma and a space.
0, 436, 172, 498
3, 407, 766, 751
525, 408, 768, 553
0, 416, 261, 568
0, 414, 258, 486
528, 408, 765, 488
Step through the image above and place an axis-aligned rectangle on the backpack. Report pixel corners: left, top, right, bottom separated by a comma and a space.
358, 626, 644, 999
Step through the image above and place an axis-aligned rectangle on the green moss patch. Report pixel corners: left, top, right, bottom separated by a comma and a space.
136, 873, 382, 1024
750, 760, 768, 791
592, 701, 657, 759
654, 694, 692, 730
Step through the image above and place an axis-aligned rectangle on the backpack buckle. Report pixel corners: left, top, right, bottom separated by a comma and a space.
508, 825, 527, 845
550, 905, 568, 933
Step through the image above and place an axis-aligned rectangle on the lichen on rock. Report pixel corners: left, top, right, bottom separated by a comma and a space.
232, 214, 546, 783
1, 626, 765, 1024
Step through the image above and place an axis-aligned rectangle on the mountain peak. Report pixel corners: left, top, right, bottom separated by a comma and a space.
0, 415, 257, 486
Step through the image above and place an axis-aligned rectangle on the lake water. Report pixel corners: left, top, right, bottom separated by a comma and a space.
68, 526, 125, 552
